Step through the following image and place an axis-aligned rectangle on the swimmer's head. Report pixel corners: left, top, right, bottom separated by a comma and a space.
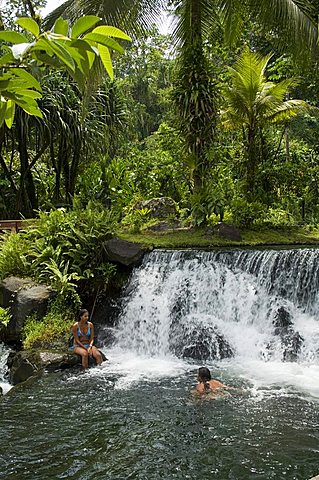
198, 367, 211, 382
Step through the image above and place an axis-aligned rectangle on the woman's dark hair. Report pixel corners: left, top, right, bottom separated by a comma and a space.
198, 367, 212, 392
78, 309, 89, 321
198, 367, 211, 381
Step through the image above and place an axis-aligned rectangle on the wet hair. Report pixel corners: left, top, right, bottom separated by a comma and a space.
198, 367, 211, 381
78, 309, 89, 321
198, 367, 212, 392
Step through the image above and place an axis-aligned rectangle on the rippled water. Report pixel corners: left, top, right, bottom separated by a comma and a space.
1, 353, 319, 480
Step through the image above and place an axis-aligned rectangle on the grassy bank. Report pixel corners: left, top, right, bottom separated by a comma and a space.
119, 226, 319, 249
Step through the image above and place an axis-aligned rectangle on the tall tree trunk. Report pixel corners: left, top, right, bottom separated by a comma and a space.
174, 0, 217, 194
68, 142, 81, 201
285, 126, 290, 162
16, 113, 38, 217
246, 127, 257, 198
53, 137, 68, 204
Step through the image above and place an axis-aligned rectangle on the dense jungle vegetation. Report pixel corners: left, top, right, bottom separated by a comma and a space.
1, 0, 319, 346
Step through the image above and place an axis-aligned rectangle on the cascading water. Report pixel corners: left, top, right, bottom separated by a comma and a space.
111, 248, 319, 396
0, 342, 11, 394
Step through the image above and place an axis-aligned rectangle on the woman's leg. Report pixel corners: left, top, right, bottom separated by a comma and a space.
91, 346, 103, 366
74, 346, 89, 368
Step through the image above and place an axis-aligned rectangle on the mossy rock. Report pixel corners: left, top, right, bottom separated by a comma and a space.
7, 350, 81, 385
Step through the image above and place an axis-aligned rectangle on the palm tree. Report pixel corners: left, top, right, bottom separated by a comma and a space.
221, 48, 309, 196
44, 0, 317, 192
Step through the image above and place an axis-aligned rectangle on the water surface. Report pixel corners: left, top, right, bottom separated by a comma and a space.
1, 354, 319, 480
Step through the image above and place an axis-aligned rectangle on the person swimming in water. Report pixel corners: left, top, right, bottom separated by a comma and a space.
71, 309, 103, 369
195, 366, 233, 395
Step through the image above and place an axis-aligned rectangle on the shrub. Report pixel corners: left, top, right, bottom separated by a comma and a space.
0, 306, 12, 334
121, 207, 151, 233
0, 233, 30, 280
231, 198, 267, 228
22, 298, 75, 350
0, 200, 117, 304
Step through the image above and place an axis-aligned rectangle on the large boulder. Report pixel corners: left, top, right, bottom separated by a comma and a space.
7, 351, 43, 385
103, 238, 147, 267
0, 276, 55, 343
7, 350, 85, 385
171, 324, 233, 361
7, 348, 108, 386
265, 307, 304, 362
135, 197, 178, 219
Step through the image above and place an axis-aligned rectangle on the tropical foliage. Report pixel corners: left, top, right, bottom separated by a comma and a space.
0, 0, 319, 327
221, 48, 309, 197
0, 200, 117, 306
0, 15, 131, 128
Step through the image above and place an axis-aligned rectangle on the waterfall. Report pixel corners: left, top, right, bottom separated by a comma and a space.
0, 343, 11, 394
115, 249, 319, 364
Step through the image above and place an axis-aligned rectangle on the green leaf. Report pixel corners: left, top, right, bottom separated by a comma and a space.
16, 89, 42, 100
69, 38, 95, 53
0, 52, 15, 66
71, 16, 101, 39
6, 94, 42, 117
72, 50, 90, 74
11, 68, 42, 92
31, 37, 55, 56
83, 33, 124, 54
54, 18, 69, 36
98, 45, 113, 80
32, 51, 61, 69
0, 31, 29, 44
20, 103, 42, 117
15, 17, 40, 38
43, 38, 75, 71
0, 102, 7, 128
92, 26, 131, 42
4, 99, 15, 128
0, 79, 10, 90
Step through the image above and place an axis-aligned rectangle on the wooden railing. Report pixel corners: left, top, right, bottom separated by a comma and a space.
0, 220, 28, 233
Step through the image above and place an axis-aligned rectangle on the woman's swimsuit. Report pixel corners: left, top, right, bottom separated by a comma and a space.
71, 323, 91, 350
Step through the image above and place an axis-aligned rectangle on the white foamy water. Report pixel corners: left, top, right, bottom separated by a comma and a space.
87, 347, 190, 389
105, 249, 319, 399
0, 343, 12, 394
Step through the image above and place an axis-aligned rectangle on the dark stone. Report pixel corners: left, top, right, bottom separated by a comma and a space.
270, 307, 304, 362
282, 331, 304, 362
273, 306, 293, 336
7, 349, 107, 385
135, 197, 177, 219
171, 324, 233, 360
0, 276, 55, 343
8, 351, 42, 385
103, 238, 146, 267
212, 222, 242, 241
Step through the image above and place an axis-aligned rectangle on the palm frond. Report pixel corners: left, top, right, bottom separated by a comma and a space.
221, 48, 309, 130
218, 0, 245, 46
43, 0, 166, 39
266, 99, 309, 123
172, 0, 219, 49
218, 0, 317, 55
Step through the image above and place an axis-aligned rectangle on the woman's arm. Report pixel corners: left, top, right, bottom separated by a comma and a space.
89, 322, 94, 346
87, 322, 94, 355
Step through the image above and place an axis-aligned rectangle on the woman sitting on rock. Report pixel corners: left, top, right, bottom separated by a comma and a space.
71, 309, 103, 369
